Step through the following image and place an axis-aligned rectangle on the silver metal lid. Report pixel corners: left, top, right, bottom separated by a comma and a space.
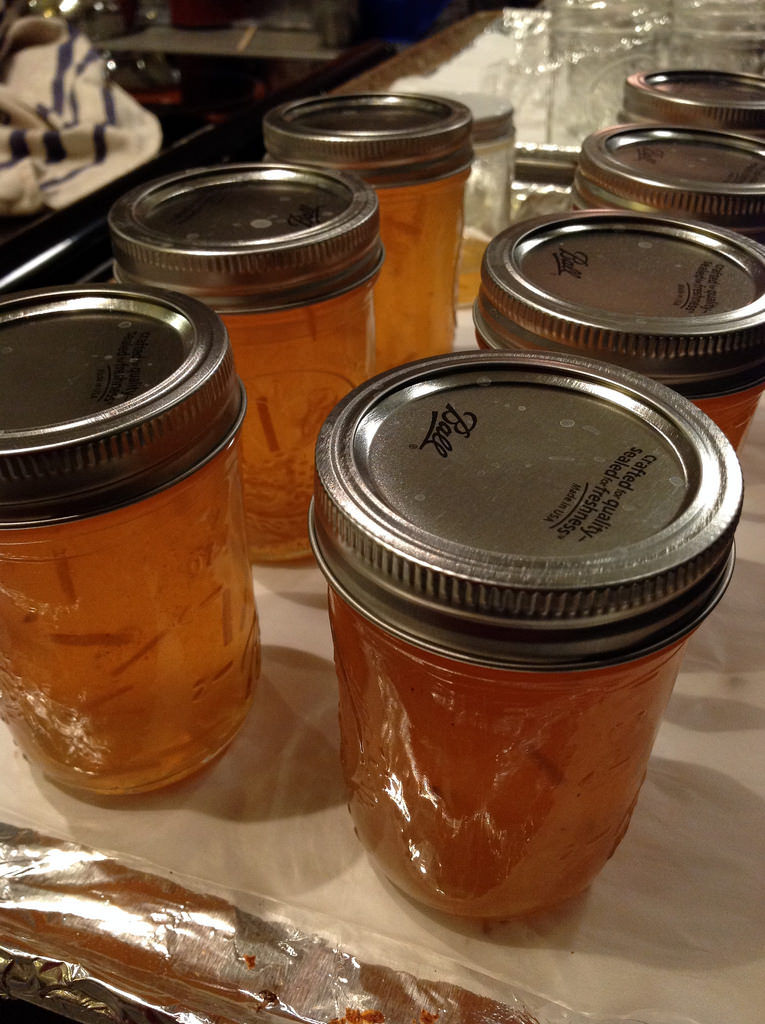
262, 93, 474, 185
108, 163, 383, 311
475, 209, 765, 397
622, 69, 765, 136
573, 124, 765, 236
310, 351, 742, 669
0, 284, 243, 526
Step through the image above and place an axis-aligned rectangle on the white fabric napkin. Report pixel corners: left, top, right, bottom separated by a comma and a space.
0, 11, 162, 215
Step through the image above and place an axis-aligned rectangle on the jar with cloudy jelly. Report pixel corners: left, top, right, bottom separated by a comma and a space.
573, 123, 765, 242
0, 285, 259, 795
262, 93, 473, 373
474, 209, 765, 450
621, 69, 765, 137
309, 350, 742, 919
108, 163, 382, 563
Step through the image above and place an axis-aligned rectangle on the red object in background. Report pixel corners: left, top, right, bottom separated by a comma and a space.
169, 0, 248, 28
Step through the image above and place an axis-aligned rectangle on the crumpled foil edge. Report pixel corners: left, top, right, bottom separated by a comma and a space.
0, 822, 548, 1024
0, 823, 702, 1024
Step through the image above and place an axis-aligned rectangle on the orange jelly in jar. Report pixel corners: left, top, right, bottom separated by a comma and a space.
263, 93, 473, 373
329, 591, 689, 917
371, 171, 469, 370
220, 287, 374, 561
310, 349, 743, 919
0, 285, 259, 795
473, 209, 765, 452
109, 163, 382, 562
694, 384, 765, 452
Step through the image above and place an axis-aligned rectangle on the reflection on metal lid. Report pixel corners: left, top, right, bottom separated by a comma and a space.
0, 284, 242, 525
310, 350, 742, 667
622, 69, 765, 136
476, 210, 765, 396
573, 123, 765, 238
108, 163, 383, 310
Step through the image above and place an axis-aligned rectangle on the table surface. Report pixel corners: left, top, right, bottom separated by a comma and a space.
101, 23, 339, 62
0, 312, 762, 1024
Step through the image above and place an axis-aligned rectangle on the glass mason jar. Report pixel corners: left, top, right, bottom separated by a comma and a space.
666, 1, 765, 79
262, 93, 473, 374
546, 0, 671, 148
620, 68, 765, 137
454, 93, 516, 308
108, 163, 382, 563
474, 209, 765, 450
572, 123, 765, 243
309, 350, 743, 919
0, 285, 259, 795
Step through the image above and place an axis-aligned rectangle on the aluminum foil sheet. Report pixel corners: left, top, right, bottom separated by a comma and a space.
0, 822, 549, 1024
0, 823, 704, 1024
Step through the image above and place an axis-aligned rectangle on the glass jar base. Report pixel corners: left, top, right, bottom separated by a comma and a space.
373, 857, 596, 920
250, 543, 314, 564
33, 711, 250, 797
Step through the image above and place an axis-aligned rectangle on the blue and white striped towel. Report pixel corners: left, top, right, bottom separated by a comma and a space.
0, 13, 162, 215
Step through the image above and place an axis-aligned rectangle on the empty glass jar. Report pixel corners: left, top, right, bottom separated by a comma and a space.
454, 93, 515, 308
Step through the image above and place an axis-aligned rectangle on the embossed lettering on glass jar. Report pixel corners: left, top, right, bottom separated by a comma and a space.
109, 163, 382, 563
474, 209, 765, 450
263, 93, 473, 373
621, 69, 765, 136
309, 350, 742, 918
573, 123, 765, 242
0, 285, 259, 795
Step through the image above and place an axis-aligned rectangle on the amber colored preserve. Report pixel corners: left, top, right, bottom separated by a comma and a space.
0, 442, 259, 795
108, 163, 382, 564
694, 385, 765, 451
310, 349, 743, 919
374, 170, 469, 373
476, 332, 765, 453
329, 590, 688, 918
221, 285, 375, 562
261, 94, 473, 375
474, 210, 765, 455
457, 233, 490, 308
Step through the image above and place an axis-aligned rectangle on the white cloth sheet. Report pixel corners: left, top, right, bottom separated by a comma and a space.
0, 312, 762, 1024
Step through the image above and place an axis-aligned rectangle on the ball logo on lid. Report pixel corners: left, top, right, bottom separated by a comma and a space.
416, 401, 478, 458
553, 245, 588, 278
